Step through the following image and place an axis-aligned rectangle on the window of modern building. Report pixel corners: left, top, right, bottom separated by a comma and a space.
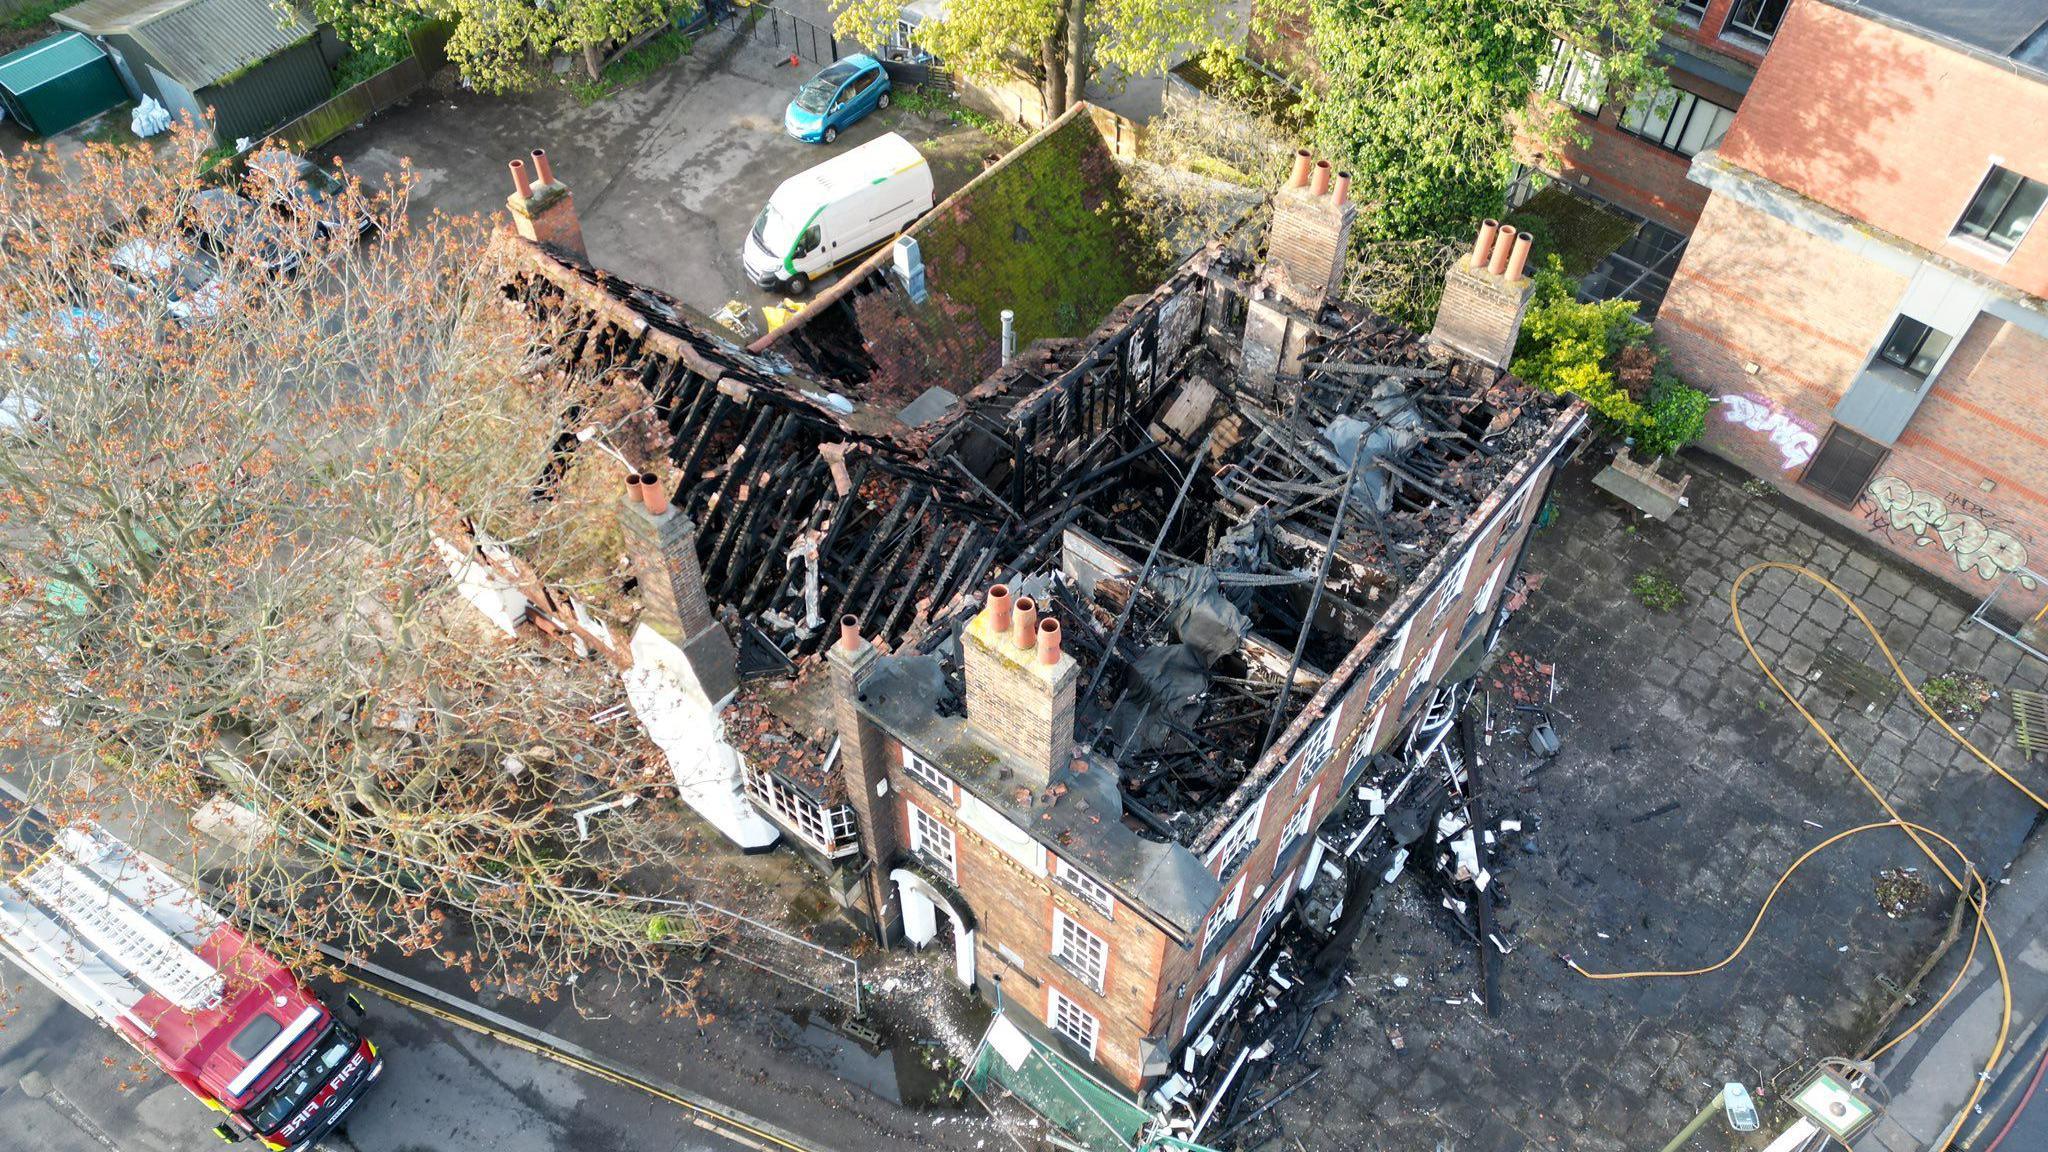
1618, 85, 1736, 157
1671, 0, 1707, 22
907, 802, 956, 880
902, 748, 955, 801
1051, 911, 1108, 991
1048, 988, 1100, 1058
1875, 315, 1953, 380
1956, 167, 2048, 253
1800, 424, 1889, 508
1537, 38, 1605, 114
1054, 857, 1115, 917
1724, 0, 1788, 41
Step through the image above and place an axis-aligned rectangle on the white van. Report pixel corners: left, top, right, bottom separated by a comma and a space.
744, 132, 934, 295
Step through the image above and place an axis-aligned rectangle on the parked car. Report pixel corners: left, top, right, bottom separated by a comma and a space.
784, 55, 891, 144
247, 149, 375, 242
185, 188, 302, 276
744, 132, 933, 295
108, 239, 227, 322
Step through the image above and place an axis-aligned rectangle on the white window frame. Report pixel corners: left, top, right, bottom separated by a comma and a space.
1048, 987, 1100, 1059
1366, 619, 1411, 704
1292, 711, 1338, 792
1053, 857, 1115, 917
742, 761, 858, 856
1203, 876, 1246, 958
1051, 909, 1108, 992
1952, 163, 2047, 256
1280, 786, 1319, 856
1345, 704, 1387, 784
1206, 794, 1265, 879
1188, 962, 1225, 1031
1432, 547, 1475, 622
1462, 558, 1510, 643
1537, 38, 1605, 114
907, 801, 956, 882
902, 747, 955, 802
1257, 873, 1295, 938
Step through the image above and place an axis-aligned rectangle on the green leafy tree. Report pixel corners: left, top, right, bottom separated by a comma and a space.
1298, 0, 1663, 240
311, 0, 670, 93
833, 0, 1225, 120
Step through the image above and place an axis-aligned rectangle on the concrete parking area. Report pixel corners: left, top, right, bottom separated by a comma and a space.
326, 26, 997, 321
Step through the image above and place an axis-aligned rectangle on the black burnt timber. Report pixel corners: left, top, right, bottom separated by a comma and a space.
854, 494, 933, 628
698, 406, 782, 569
1262, 447, 1366, 753
926, 523, 983, 616
674, 394, 736, 496
1297, 361, 1443, 381
883, 517, 946, 640
741, 457, 832, 609
728, 453, 820, 608
706, 419, 803, 585
1080, 431, 1215, 721
946, 453, 1018, 521
828, 485, 915, 628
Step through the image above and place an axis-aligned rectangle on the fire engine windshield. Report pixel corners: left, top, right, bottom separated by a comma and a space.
247, 1021, 357, 1133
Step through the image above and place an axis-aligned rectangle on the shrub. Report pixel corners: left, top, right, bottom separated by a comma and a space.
1631, 571, 1685, 612
1512, 256, 1710, 459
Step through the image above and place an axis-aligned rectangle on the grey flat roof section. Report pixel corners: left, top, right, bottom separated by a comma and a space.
1830, 0, 2048, 64
54, 0, 312, 89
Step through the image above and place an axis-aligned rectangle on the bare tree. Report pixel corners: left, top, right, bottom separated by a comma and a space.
0, 124, 712, 1009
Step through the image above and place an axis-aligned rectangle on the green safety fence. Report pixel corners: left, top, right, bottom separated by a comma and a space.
962, 1015, 1219, 1152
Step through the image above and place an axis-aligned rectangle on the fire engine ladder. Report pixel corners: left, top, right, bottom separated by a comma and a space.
17, 858, 224, 1011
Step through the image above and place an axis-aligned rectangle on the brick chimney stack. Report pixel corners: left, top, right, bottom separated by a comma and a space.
1427, 218, 1536, 369
829, 615, 900, 942
620, 473, 737, 702
1264, 150, 1357, 312
961, 585, 1078, 793
507, 147, 587, 260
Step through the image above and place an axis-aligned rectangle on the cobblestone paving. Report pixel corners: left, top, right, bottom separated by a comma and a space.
1267, 452, 2048, 1152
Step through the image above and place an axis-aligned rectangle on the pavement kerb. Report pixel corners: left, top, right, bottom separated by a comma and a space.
325, 945, 842, 1152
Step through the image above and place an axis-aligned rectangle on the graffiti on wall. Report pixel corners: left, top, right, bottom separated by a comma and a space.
1718, 394, 1819, 471
1864, 477, 2037, 587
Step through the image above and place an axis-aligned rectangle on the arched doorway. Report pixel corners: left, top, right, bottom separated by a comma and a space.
890, 867, 975, 987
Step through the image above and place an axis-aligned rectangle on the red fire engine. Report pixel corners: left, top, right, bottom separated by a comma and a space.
0, 822, 383, 1148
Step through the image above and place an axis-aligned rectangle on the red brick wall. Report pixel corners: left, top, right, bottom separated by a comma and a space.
1660, 193, 2048, 592
1717, 1, 2048, 298
1517, 106, 1713, 233
881, 744, 1171, 1091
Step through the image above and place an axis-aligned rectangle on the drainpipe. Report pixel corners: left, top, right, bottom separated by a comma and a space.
1000, 309, 1016, 361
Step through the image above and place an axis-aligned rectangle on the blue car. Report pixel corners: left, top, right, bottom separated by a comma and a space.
785, 55, 891, 144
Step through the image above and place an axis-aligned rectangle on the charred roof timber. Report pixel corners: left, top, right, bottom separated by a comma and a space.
501, 130, 1578, 873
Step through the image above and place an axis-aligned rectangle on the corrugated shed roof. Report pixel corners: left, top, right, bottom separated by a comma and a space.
54, 0, 311, 88
0, 31, 109, 91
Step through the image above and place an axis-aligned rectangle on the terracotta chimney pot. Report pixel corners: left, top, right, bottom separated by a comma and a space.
1506, 232, 1534, 281
531, 148, 556, 187
1473, 219, 1500, 267
1309, 160, 1332, 198
625, 473, 643, 502
1012, 596, 1038, 652
508, 159, 533, 200
1038, 618, 1062, 665
638, 472, 667, 515
839, 614, 862, 652
1333, 171, 1352, 206
1288, 149, 1312, 189
988, 584, 1013, 634
1488, 226, 1516, 276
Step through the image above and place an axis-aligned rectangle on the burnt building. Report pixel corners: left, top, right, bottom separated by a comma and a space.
494, 118, 1583, 1136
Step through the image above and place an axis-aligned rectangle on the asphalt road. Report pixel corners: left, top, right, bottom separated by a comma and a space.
0, 975, 750, 1152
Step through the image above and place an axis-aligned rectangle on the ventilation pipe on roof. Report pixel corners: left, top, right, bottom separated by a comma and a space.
1000, 309, 1016, 361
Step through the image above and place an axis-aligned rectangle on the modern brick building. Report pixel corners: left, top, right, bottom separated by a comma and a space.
1513, 2, 1783, 314
1657, 0, 2048, 612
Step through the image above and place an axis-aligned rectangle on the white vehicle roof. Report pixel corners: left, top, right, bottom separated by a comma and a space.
768, 133, 927, 220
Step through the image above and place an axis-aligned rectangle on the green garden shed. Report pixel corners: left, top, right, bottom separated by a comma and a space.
0, 31, 127, 137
